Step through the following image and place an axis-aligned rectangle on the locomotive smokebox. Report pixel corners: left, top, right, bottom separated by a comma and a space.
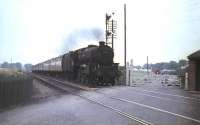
99, 41, 105, 46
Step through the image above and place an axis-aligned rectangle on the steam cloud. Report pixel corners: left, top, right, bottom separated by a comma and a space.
60, 28, 104, 54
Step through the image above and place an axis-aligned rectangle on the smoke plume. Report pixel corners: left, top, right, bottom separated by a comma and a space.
60, 28, 104, 54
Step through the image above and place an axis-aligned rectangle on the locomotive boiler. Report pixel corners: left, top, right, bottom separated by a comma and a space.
32, 41, 119, 86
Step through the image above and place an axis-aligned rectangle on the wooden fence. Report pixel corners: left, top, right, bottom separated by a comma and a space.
0, 73, 33, 108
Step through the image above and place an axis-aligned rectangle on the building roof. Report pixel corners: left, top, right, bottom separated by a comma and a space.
188, 50, 200, 60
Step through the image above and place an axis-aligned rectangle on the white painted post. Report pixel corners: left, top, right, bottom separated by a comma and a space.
184, 72, 189, 90
128, 70, 131, 86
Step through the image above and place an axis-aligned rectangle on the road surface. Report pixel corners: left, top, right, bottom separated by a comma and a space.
0, 81, 200, 125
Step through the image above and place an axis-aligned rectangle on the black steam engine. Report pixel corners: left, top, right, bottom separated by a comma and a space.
32, 41, 119, 86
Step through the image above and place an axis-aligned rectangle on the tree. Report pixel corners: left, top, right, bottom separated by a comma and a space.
168, 61, 178, 69
1, 62, 9, 68
10, 62, 22, 71
178, 59, 188, 67
24, 64, 32, 71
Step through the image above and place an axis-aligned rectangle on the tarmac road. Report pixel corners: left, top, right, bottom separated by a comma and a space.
0, 94, 140, 125
0, 81, 200, 125
95, 85, 200, 125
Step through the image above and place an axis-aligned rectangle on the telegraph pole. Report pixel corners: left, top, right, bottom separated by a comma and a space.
111, 19, 114, 49
105, 14, 108, 45
124, 4, 127, 85
10, 57, 12, 69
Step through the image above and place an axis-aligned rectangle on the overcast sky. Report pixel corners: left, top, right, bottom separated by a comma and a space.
0, 0, 200, 65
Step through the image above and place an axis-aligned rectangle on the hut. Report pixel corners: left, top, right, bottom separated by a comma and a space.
188, 50, 200, 91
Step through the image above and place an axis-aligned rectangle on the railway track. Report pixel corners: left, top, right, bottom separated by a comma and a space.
32, 74, 153, 125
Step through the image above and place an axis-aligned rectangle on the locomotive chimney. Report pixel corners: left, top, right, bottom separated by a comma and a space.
99, 41, 105, 46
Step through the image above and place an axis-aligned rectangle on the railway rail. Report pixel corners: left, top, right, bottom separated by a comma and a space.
32, 74, 153, 125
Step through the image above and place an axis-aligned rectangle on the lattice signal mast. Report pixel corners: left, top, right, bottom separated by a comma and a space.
105, 12, 117, 49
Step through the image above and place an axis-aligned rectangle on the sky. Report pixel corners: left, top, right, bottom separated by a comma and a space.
0, 0, 200, 65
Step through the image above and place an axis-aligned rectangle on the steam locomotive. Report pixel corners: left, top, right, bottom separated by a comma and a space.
32, 41, 120, 86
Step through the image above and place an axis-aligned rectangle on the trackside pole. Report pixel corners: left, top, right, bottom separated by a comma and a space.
124, 4, 127, 85
128, 70, 131, 86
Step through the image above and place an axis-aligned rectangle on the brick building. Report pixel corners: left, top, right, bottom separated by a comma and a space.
188, 50, 200, 91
